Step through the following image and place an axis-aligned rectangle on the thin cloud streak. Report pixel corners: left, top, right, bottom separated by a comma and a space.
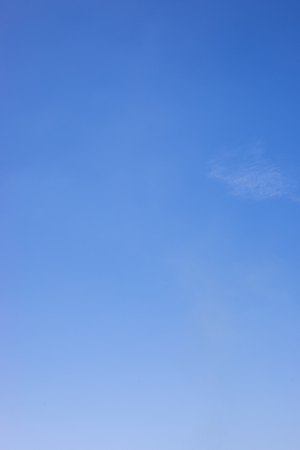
209, 146, 297, 200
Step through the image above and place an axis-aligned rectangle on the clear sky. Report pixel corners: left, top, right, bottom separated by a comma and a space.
1, 1, 300, 449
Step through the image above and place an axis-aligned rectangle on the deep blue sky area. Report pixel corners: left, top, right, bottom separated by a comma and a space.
1, 1, 300, 449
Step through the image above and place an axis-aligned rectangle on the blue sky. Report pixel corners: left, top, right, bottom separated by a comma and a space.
1, 1, 300, 449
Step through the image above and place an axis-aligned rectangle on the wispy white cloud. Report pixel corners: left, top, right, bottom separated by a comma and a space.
209, 145, 297, 200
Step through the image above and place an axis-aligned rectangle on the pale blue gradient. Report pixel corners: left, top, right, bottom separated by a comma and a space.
1, 1, 300, 449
